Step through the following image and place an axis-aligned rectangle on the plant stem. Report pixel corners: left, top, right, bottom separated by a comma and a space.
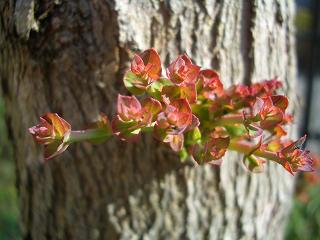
228, 140, 279, 162
212, 101, 247, 118
212, 114, 244, 126
65, 129, 111, 144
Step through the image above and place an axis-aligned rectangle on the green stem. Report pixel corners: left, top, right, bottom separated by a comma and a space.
212, 114, 244, 126
65, 129, 111, 144
210, 113, 261, 128
212, 102, 247, 118
228, 140, 279, 162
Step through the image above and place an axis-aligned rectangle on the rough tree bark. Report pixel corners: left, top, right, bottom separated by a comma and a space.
0, 0, 297, 239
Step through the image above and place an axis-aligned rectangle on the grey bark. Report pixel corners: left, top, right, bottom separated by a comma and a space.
0, 0, 297, 239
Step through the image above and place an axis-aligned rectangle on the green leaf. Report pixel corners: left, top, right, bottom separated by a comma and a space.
141, 122, 156, 133
147, 77, 173, 100
179, 147, 188, 162
115, 120, 140, 134
191, 105, 209, 121
185, 127, 202, 145
242, 155, 264, 173
123, 71, 146, 95
225, 125, 247, 137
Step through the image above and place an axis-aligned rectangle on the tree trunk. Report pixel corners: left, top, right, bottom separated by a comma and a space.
0, 0, 297, 239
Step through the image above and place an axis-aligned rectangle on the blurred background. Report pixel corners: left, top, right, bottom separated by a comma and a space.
285, 0, 320, 239
0, 0, 319, 239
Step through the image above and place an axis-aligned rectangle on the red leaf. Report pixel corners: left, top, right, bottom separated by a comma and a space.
141, 97, 162, 122
270, 95, 288, 111
167, 99, 192, 128
198, 69, 223, 99
276, 135, 314, 174
169, 134, 184, 152
131, 48, 162, 81
166, 54, 200, 85
29, 113, 71, 145
205, 136, 230, 162
117, 94, 142, 121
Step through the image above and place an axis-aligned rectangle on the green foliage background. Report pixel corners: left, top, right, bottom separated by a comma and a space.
285, 183, 320, 239
0, 98, 20, 240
